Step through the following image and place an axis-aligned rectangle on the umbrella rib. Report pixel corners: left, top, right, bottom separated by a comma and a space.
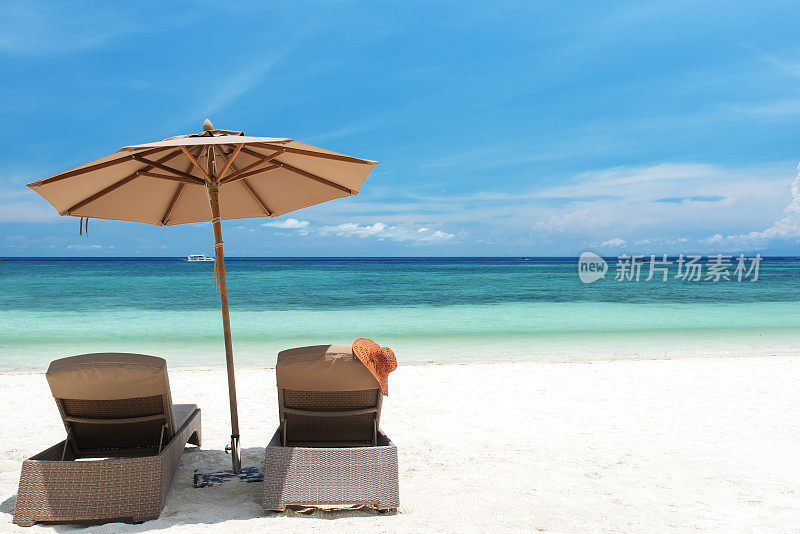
251, 143, 376, 165
207, 145, 214, 180
63, 149, 184, 215
238, 146, 354, 192
64, 175, 139, 215
226, 164, 279, 184
238, 146, 284, 165
29, 146, 173, 187
160, 145, 203, 225
220, 152, 282, 184
223, 149, 275, 216
215, 143, 244, 181
135, 170, 205, 185
131, 155, 201, 182
273, 160, 356, 194
239, 146, 276, 159
240, 178, 273, 216
223, 147, 240, 174
160, 183, 186, 226
178, 146, 211, 182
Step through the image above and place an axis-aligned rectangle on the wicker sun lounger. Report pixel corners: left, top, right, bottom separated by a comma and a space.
13, 353, 201, 527
262, 345, 399, 513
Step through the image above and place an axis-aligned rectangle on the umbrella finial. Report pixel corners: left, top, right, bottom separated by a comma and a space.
202, 118, 213, 131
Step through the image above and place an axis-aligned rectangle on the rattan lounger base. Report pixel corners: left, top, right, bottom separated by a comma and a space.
261, 428, 399, 513
12, 409, 201, 527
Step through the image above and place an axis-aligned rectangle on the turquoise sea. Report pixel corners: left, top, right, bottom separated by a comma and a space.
1, 257, 798, 370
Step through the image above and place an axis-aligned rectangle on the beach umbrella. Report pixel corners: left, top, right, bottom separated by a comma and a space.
26, 120, 378, 473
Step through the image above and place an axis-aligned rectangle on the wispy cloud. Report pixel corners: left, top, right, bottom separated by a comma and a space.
198, 55, 284, 117
263, 218, 309, 229
723, 98, 800, 119
420, 149, 555, 170
598, 238, 626, 247
4, 234, 60, 248
750, 45, 800, 76
0, 192, 61, 222
305, 105, 419, 143
0, 203, 59, 222
306, 120, 383, 143
318, 222, 455, 245
0, 177, 64, 222
0, 3, 187, 56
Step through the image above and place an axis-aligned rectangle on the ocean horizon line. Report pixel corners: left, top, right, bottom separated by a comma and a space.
0, 255, 795, 261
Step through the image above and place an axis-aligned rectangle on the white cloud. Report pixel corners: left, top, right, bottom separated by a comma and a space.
702, 234, 724, 244
263, 218, 310, 229
314, 161, 792, 254
418, 230, 457, 243
320, 222, 386, 238
66, 244, 102, 250
599, 238, 626, 247
318, 222, 455, 245
699, 164, 800, 249
533, 210, 592, 234
520, 162, 792, 251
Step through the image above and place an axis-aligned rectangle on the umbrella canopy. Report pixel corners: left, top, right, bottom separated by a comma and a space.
29, 126, 376, 225
27, 120, 378, 472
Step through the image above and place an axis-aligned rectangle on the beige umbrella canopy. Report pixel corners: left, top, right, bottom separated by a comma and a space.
27, 120, 378, 472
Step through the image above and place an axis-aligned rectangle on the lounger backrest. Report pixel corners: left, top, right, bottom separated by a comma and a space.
46, 353, 177, 455
276, 345, 382, 446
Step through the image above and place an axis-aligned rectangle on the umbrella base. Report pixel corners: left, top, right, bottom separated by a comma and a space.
225, 434, 242, 474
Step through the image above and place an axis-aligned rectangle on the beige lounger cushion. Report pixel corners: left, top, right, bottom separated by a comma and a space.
46, 353, 177, 434
276, 345, 379, 392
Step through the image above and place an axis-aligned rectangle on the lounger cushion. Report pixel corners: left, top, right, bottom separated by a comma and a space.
277, 345, 380, 392
46, 353, 176, 434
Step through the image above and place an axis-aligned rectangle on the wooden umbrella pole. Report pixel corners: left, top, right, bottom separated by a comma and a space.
208, 182, 242, 474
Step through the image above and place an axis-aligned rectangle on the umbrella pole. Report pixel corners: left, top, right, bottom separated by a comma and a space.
208, 184, 242, 474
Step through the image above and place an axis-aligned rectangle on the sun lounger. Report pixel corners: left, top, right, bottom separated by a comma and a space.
262, 344, 399, 513
13, 353, 201, 526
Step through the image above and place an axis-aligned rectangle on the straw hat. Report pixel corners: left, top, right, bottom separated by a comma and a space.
352, 338, 397, 395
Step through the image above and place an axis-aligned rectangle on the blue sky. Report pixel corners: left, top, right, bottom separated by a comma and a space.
3, 1, 800, 256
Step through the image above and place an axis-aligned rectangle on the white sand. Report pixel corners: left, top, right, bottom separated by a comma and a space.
1, 355, 799, 533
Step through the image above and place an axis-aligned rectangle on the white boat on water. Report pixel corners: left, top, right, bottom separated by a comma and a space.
184, 254, 214, 262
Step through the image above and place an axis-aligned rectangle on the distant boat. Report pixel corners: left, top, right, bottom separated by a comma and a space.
184, 254, 214, 262
517, 257, 531, 261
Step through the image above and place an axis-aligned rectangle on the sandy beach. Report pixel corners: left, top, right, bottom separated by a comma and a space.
0, 355, 797, 533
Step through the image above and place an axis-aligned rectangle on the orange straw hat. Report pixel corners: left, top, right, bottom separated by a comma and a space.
352, 338, 397, 395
